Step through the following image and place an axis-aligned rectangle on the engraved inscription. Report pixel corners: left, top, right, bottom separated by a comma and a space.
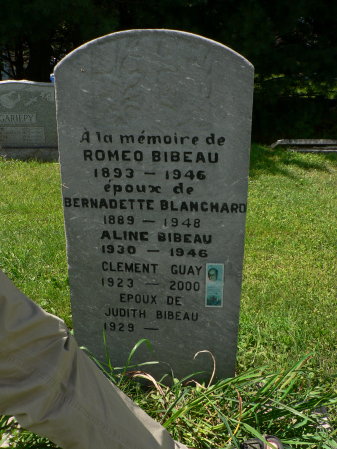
0, 113, 36, 124
62, 126, 246, 361
0, 127, 45, 146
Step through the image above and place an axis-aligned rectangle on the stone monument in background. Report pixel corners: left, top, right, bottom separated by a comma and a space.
55, 30, 254, 381
0, 80, 57, 161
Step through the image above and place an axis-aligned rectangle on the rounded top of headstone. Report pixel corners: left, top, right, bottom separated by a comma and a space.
54, 29, 253, 73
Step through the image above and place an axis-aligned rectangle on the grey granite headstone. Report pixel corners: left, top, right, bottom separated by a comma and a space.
55, 30, 254, 381
271, 139, 337, 153
0, 80, 57, 160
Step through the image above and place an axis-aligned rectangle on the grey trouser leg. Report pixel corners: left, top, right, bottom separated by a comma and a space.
0, 269, 188, 449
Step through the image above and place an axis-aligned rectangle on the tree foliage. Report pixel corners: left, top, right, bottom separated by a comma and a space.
0, 0, 117, 80
1, 0, 336, 139
1, 0, 336, 96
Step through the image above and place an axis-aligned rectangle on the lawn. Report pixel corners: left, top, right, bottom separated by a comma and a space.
239, 146, 336, 380
0, 145, 336, 448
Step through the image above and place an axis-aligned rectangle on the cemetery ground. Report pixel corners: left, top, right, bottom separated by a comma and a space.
0, 145, 336, 448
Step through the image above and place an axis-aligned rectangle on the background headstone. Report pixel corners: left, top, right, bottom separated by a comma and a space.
0, 80, 57, 161
55, 30, 254, 381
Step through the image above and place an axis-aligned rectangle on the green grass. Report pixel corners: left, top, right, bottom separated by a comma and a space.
97, 350, 337, 449
0, 146, 336, 448
0, 159, 70, 324
239, 146, 337, 381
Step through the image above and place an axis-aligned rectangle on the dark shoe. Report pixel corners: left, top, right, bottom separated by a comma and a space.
240, 436, 283, 449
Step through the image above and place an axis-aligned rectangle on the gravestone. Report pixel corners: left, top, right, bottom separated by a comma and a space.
0, 80, 57, 161
271, 139, 337, 153
55, 30, 254, 381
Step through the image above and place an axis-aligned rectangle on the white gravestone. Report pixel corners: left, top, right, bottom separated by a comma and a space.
0, 80, 57, 160
55, 30, 254, 381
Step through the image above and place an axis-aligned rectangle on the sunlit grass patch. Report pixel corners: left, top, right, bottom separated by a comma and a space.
0, 148, 336, 448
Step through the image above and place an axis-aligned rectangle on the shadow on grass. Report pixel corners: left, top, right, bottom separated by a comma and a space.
249, 144, 337, 179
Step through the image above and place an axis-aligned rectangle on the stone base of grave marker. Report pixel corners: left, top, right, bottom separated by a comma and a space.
0, 146, 58, 162
55, 30, 254, 382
